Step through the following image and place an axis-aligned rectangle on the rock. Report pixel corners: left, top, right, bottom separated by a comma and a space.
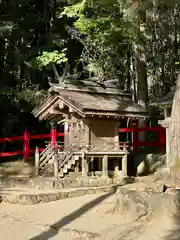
137, 161, 146, 176
98, 176, 112, 186
153, 182, 167, 193
148, 192, 177, 217
114, 188, 148, 221
88, 178, 99, 187
147, 154, 166, 173
53, 180, 64, 189
153, 168, 172, 182
62, 178, 72, 188
75, 177, 89, 187
113, 176, 136, 186
114, 187, 178, 221
136, 154, 166, 176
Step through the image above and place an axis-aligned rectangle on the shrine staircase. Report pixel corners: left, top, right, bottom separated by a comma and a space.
36, 142, 128, 178
36, 144, 79, 177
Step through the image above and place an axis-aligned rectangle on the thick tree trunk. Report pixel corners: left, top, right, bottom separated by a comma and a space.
136, 8, 148, 109
169, 74, 180, 165
135, 7, 148, 142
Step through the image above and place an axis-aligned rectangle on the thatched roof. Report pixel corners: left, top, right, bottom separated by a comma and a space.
151, 87, 175, 107
32, 78, 151, 120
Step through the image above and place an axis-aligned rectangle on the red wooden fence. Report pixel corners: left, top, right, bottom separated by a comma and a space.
0, 125, 166, 161
0, 129, 64, 160
119, 125, 166, 151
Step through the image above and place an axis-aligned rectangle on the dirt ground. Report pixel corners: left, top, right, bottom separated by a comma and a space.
0, 192, 178, 240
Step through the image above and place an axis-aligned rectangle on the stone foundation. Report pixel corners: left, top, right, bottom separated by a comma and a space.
1, 185, 116, 205
0, 175, 127, 190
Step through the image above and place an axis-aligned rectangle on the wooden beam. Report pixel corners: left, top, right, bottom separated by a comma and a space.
114, 158, 119, 177
69, 107, 74, 113
49, 109, 63, 115
82, 154, 88, 177
39, 100, 61, 120
59, 101, 64, 109
122, 154, 128, 176
102, 155, 108, 176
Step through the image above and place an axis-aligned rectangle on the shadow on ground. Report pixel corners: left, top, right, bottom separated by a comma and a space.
29, 189, 116, 240
164, 216, 180, 240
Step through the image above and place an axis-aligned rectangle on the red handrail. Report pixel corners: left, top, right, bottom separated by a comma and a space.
0, 130, 64, 160
0, 125, 165, 160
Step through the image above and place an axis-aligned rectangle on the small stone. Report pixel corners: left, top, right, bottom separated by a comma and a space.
53, 180, 64, 189
154, 183, 167, 193
98, 176, 112, 186
67, 190, 78, 198
75, 189, 87, 197
37, 193, 57, 203
88, 178, 98, 187
57, 191, 68, 199
62, 178, 72, 188
18, 194, 39, 205
75, 177, 89, 187
86, 188, 96, 195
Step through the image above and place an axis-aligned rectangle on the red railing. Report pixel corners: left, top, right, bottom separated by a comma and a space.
119, 125, 166, 151
0, 125, 165, 160
0, 129, 64, 160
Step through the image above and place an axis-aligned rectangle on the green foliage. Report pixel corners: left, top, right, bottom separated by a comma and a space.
0, 21, 15, 35
0, 0, 180, 138
34, 50, 68, 70
60, 0, 133, 81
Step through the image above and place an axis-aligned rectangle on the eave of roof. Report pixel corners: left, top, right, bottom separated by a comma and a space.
32, 79, 152, 120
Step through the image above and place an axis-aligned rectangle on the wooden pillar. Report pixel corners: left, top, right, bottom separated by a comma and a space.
158, 126, 166, 152
82, 153, 88, 177
24, 128, 30, 161
114, 158, 119, 177
122, 154, 128, 176
132, 127, 138, 151
35, 147, 40, 176
102, 155, 108, 177
51, 123, 57, 149
53, 149, 58, 177
166, 128, 170, 167
90, 157, 94, 176
97, 157, 102, 171
75, 157, 80, 173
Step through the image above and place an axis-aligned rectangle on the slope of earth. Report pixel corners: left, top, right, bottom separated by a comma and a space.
0, 192, 177, 240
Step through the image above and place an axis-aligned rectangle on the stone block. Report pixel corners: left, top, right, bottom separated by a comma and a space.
88, 178, 99, 187
98, 176, 113, 186
86, 188, 96, 195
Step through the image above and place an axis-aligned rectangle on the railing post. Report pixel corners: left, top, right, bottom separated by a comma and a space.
158, 125, 166, 152
122, 154, 128, 176
132, 119, 138, 151
35, 147, 40, 176
24, 128, 30, 161
102, 155, 108, 177
51, 123, 57, 149
53, 149, 58, 177
132, 127, 138, 151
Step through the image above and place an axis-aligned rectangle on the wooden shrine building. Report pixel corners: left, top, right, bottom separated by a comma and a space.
32, 78, 150, 178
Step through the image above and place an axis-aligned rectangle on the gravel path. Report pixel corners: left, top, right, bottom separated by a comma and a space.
0, 193, 177, 240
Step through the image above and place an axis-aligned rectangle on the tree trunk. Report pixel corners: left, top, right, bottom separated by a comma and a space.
136, 8, 148, 109
135, 7, 148, 142
169, 74, 180, 165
